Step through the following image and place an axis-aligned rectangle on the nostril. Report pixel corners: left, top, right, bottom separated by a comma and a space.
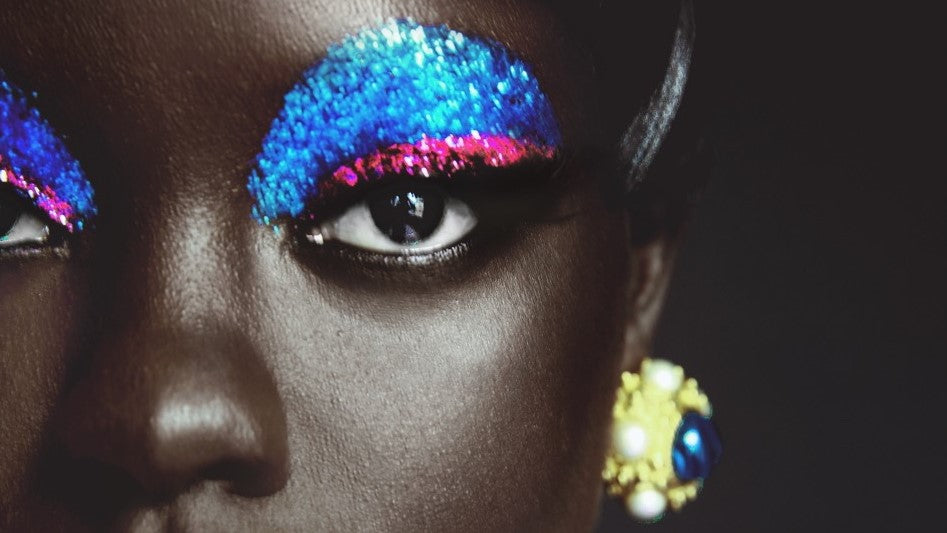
147, 393, 289, 497
52, 329, 290, 507
204, 458, 288, 498
36, 453, 149, 527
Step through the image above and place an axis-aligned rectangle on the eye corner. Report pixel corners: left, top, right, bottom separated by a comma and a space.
0, 182, 79, 257
2, 74, 97, 245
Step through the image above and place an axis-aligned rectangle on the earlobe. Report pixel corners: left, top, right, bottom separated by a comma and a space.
621, 235, 678, 371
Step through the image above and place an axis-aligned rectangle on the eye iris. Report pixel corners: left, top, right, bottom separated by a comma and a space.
368, 188, 445, 245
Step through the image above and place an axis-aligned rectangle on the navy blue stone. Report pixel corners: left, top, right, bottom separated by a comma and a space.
672, 412, 722, 481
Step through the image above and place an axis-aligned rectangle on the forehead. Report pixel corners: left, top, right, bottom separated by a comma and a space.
0, 0, 576, 122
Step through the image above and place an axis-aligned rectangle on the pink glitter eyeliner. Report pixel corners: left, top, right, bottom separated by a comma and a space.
314, 133, 556, 211
0, 154, 77, 232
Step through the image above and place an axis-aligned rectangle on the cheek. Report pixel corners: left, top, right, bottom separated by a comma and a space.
252, 206, 629, 530
0, 263, 76, 511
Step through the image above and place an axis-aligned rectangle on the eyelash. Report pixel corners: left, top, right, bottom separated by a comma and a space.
0, 169, 76, 256
0, 192, 69, 258
292, 180, 475, 260
284, 155, 568, 267
246, 19, 563, 250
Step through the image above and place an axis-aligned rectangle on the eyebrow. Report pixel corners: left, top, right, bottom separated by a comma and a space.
0, 71, 96, 231
247, 18, 562, 223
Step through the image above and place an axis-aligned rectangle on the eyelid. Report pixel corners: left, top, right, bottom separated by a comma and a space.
0, 161, 76, 231
1, 71, 97, 233
247, 19, 562, 226
293, 134, 562, 222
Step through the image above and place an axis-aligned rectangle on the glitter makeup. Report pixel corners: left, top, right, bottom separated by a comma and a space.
248, 19, 562, 224
0, 71, 96, 233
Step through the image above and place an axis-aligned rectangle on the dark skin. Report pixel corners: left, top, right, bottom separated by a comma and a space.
0, 0, 681, 530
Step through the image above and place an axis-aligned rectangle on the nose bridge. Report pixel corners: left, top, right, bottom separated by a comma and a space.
54, 192, 289, 500
98, 193, 245, 330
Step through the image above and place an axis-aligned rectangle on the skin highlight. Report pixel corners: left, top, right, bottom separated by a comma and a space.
0, 0, 683, 530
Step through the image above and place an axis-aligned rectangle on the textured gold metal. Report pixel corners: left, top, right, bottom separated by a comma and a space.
602, 358, 712, 520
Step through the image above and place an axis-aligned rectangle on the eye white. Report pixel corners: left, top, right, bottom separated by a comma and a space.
0, 210, 50, 248
306, 197, 477, 254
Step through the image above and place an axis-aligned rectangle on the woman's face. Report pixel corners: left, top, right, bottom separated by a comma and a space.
0, 0, 672, 530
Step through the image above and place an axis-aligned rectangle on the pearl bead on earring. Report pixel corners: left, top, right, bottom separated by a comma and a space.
602, 358, 722, 522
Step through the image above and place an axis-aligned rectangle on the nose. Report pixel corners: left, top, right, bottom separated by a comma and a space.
55, 329, 289, 499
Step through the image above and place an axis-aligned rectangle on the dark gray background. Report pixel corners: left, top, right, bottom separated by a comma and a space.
598, 2, 943, 531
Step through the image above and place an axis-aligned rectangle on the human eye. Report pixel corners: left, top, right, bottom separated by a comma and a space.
0, 186, 55, 248
304, 181, 476, 255
0, 71, 96, 256
247, 19, 562, 261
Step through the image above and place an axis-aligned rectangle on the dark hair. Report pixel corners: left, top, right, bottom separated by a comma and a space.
623, 1, 709, 244
556, 0, 709, 243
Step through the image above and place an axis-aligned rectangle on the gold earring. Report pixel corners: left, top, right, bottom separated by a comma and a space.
603, 358, 722, 522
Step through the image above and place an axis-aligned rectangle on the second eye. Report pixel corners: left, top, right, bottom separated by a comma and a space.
302, 184, 478, 255
0, 188, 55, 250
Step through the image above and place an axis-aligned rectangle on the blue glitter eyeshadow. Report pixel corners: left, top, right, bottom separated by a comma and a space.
0, 70, 96, 230
248, 19, 562, 222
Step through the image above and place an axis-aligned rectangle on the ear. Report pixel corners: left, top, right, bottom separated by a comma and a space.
621, 234, 680, 372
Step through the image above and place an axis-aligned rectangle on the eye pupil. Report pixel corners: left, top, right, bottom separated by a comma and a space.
369, 187, 445, 245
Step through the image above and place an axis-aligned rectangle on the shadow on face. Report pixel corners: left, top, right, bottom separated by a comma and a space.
0, 0, 682, 530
